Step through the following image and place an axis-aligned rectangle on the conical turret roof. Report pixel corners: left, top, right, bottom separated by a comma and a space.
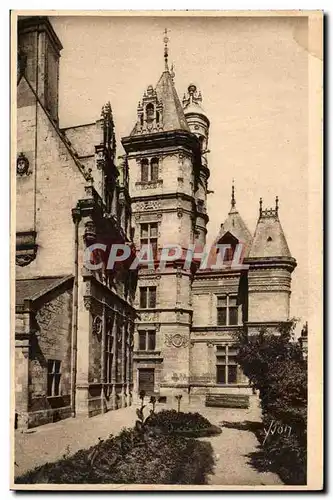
130, 70, 190, 136
248, 199, 292, 259
155, 71, 190, 132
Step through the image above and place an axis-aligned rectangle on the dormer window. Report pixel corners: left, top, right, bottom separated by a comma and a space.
217, 232, 239, 263
146, 103, 154, 124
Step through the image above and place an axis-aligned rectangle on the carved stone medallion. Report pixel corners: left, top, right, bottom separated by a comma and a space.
17, 153, 30, 176
165, 333, 189, 348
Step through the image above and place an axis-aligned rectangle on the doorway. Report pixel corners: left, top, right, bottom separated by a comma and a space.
138, 368, 155, 394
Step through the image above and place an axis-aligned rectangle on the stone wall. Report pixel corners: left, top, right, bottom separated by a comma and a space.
28, 288, 72, 427
16, 87, 86, 279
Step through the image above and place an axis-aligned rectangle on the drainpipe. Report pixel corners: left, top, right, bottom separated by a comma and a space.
71, 207, 81, 417
101, 303, 106, 414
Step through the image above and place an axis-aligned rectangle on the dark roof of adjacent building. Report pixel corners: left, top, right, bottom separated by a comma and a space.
16, 275, 73, 307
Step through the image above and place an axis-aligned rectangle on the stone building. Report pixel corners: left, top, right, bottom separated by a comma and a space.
15, 16, 136, 429
15, 17, 298, 426
122, 34, 297, 402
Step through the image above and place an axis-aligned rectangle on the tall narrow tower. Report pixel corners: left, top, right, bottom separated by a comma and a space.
122, 32, 208, 399
183, 84, 210, 246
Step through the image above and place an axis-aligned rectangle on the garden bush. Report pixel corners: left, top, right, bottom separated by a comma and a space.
234, 321, 307, 485
15, 424, 215, 485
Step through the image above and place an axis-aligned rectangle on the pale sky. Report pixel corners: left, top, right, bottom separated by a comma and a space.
50, 15, 309, 333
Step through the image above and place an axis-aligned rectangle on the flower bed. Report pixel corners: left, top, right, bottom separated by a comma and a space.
147, 409, 222, 437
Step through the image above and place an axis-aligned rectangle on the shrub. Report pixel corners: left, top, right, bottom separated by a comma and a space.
16, 423, 215, 485
233, 321, 307, 485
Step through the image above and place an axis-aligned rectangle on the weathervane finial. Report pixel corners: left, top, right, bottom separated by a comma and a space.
163, 28, 169, 71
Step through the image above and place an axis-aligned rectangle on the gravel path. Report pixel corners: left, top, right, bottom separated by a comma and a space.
196, 406, 283, 486
14, 398, 283, 486
14, 405, 140, 479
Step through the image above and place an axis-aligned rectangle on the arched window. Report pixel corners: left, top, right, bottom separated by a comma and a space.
156, 110, 160, 124
146, 103, 154, 123
140, 114, 143, 127
150, 158, 159, 181
141, 159, 149, 182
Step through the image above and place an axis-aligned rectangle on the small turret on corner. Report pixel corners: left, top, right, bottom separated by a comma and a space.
246, 197, 297, 336
183, 84, 210, 156
183, 84, 210, 245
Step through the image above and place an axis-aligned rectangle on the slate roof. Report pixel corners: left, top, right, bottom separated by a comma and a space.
155, 71, 190, 132
130, 70, 190, 136
16, 276, 72, 307
248, 211, 292, 259
217, 206, 253, 258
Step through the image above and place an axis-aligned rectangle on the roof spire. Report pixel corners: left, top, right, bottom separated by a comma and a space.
231, 179, 236, 209
163, 28, 169, 71
259, 197, 263, 217
275, 195, 279, 215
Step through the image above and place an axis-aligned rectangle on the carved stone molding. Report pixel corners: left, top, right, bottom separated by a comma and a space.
139, 278, 160, 287
134, 200, 161, 211
140, 311, 158, 322
16, 231, 37, 267
85, 280, 92, 297
95, 148, 106, 170
16, 252, 36, 267
84, 217, 97, 245
21, 346, 30, 359
165, 333, 189, 348
92, 315, 102, 338
135, 180, 163, 190
83, 296, 92, 310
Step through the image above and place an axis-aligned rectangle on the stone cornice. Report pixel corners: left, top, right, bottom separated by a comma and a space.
122, 129, 200, 155
191, 325, 243, 333
245, 256, 297, 273
133, 351, 163, 362
131, 191, 195, 204
245, 320, 293, 328
82, 273, 136, 313
193, 269, 244, 280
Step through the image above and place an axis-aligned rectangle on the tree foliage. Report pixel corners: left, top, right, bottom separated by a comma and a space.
234, 321, 307, 485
